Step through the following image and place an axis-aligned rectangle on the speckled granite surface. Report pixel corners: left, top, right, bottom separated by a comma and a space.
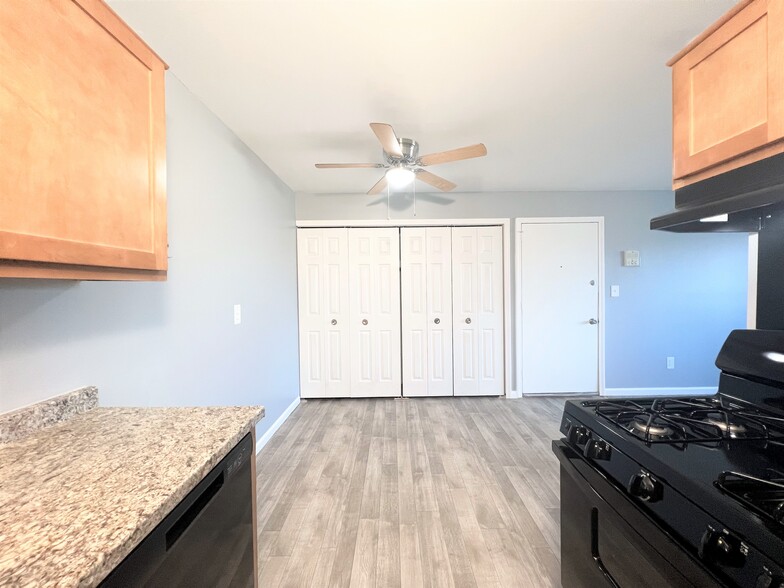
0, 386, 98, 443
0, 405, 264, 587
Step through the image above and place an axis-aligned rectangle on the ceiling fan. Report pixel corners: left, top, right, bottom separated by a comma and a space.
315, 123, 487, 195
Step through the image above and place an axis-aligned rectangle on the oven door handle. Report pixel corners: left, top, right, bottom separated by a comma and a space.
591, 507, 621, 588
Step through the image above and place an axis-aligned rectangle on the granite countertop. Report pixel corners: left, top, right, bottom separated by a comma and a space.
0, 404, 264, 587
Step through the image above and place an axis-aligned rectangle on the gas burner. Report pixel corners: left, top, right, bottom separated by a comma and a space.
630, 416, 674, 439
704, 418, 747, 437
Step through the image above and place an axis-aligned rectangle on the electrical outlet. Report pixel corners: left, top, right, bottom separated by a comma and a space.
611, 285, 620, 297
667, 356, 675, 370
234, 304, 242, 325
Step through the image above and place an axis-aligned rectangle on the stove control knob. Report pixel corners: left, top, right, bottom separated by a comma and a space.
628, 471, 663, 502
567, 425, 589, 446
583, 438, 611, 461
756, 569, 784, 588
699, 526, 747, 569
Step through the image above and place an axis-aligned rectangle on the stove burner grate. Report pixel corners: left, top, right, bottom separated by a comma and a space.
584, 397, 784, 446
716, 471, 784, 526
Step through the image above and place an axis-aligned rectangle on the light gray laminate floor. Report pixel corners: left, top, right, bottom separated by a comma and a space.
255, 397, 567, 588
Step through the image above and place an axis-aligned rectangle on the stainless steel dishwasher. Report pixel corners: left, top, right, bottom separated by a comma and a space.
101, 433, 255, 587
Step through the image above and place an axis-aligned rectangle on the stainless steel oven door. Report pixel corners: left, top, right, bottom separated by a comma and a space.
554, 441, 722, 588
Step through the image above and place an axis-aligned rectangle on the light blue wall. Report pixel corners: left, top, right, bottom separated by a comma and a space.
0, 75, 301, 439
296, 190, 748, 390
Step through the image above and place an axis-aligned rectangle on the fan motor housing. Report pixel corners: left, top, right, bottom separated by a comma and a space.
384, 138, 419, 165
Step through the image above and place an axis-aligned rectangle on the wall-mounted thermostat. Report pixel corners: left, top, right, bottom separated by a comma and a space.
622, 250, 640, 267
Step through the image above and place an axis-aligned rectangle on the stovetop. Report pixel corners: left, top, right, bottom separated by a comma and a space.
569, 397, 782, 480
574, 393, 784, 518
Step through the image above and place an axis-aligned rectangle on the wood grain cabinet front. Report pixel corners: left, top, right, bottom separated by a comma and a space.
0, 0, 168, 280
670, 0, 784, 188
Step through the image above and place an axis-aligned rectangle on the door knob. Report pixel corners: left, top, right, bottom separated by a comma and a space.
434, 318, 440, 324
362, 319, 368, 326
588, 318, 598, 325
465, 318, 472, 324
331, 319, 337, 326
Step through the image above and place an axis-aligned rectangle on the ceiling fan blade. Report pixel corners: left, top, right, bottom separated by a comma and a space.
315, 163, 383, 169
369, 123, 403, 157
367, 174, 388, 195
418, 143, 487, 166
415, 169, 457, 192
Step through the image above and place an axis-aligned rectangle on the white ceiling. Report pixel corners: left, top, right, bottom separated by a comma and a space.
110, 0, 734, 194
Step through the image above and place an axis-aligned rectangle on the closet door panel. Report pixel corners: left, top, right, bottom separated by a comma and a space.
297, 229, 325, 398
452, 228, 479, 396
476, 227, 505, 395
323, 229, 351, 397
426, 228, 453, 396
296, 228, 350, 398
349, 228, 401, 397
401, 227, 453, 397
452, 226, 504, 396
401, 229, 429, 396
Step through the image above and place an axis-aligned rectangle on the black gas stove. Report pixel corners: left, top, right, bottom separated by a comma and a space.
554, 330, 784, 588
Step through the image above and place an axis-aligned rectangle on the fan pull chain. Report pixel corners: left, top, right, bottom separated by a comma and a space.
386, 182, 390, 220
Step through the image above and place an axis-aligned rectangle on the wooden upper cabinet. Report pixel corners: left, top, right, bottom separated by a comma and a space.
670, 0, 784, 187
0, 0, 167, 280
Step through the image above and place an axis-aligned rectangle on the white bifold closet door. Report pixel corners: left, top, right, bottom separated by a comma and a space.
348, 228, 402, 397
452, 226, 504, 396
401, 227, 453, 397
296, 228, 351, 398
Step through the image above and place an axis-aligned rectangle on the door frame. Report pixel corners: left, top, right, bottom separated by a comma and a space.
514, 217, 605, 397
297, 219, 513, 397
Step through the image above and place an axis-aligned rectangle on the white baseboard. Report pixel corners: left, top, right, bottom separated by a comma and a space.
603, 386, 717, 398
256, 396, 301, 453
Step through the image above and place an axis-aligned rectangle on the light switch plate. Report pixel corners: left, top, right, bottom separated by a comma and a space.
611, 285, 620, 297
234, 304, 242, 325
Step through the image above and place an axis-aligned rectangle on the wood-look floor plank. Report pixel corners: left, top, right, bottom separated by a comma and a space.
349, 518, 379, 587
257, 396, 568, 588
400, 523, 425, 588
260, 555, 289, 588
431, 474, 477, 588
377, 463, 401, 587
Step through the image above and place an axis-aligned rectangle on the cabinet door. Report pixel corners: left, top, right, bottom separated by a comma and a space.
296, 229, 351, 398
672, 0, 784, 182
401, 227, 453, 397
349, 228, 401, 398
0, 0, 167, 277
452, 227, 504, 396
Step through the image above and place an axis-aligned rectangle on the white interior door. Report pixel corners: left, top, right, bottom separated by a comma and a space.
349, 228, 402, 397
452, 226, 504, 396
296, 228, 351, 398
401, 227, 453, 397
519, 221, 600, 394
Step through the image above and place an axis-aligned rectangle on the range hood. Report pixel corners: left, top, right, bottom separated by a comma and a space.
651, 152, 784, 233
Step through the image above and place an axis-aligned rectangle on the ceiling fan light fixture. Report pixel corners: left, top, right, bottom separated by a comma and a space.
385, 167, 415, 188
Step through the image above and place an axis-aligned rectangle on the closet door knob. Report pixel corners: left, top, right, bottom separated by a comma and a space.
362, 319, 368, 326
331, 319, 337, 326
434, 318, 440, 325
465, 318, 471, 324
